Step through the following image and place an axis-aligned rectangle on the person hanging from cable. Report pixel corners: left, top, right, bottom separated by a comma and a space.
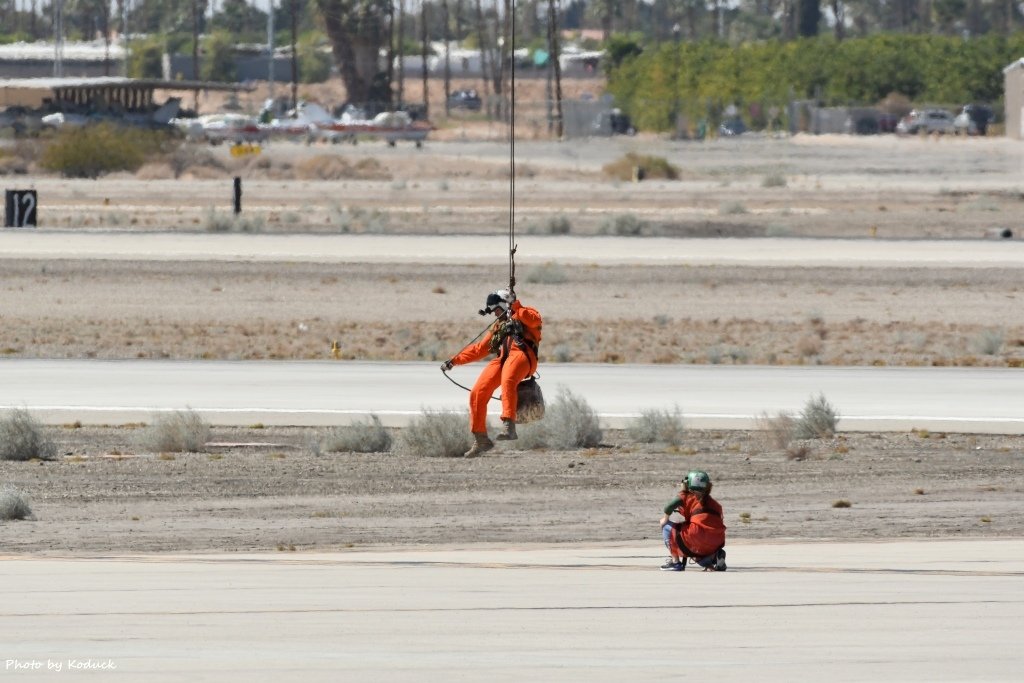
440, 288, 542, 457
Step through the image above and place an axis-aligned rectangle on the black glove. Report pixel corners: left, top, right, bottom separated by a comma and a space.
440, 359, 453, 372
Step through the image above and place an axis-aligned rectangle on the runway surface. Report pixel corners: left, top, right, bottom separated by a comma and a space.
2, 358, 1023, 433
2, 540, 1021, 682
2, 231, 1024, 267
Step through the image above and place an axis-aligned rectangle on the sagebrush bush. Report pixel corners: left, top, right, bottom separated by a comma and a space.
203, 208, 266, 233
756, 411, 796, 450
141, 410, 211, 453
599, 213, 647, 236
517, 387, 602, 450
525, 261, 569, 284
40, 123, 172, 178
167, 145, 226, 179
719, 200, 748, 215
971, 328, 1004, 355
320, 415, 392, 453
545, 215, 571, 234
394, 410, 469, 457
0, 485, 32, 520
0, 409, 56, 461
795, 394, 839, 439
627, 407, 685, 445
762, 172, 788, 188
602, 152, 679, 181
295, 155, 389, 181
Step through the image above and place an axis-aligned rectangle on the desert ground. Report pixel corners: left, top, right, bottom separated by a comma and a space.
1, 101, 1023, 554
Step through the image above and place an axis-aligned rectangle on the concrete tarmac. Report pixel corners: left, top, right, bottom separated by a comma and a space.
2, 231, 1024, 268
3, 358, 1024, 433
2, 540, 1022, 682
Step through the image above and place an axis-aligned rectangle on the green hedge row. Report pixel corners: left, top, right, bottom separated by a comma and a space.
607, 33, 1024, 131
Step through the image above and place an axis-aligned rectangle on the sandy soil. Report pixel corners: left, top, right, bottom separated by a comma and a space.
1, 426, 1021, 554
2, 121, 1023, 553
1, 259, 1021, 367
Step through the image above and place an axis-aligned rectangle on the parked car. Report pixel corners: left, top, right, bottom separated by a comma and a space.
448, 89, 482, 111
592, 108, 636, 135
954, 104, 993, 136
896, 109, 955, 135
718, 117, 747, 136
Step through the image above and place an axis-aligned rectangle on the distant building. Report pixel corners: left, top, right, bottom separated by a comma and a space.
0, 40, 126, 79
1004, 58, 1024, 139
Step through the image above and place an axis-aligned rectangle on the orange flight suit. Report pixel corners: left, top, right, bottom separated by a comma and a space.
450, 300, 542, 433
666, 492, 727, 558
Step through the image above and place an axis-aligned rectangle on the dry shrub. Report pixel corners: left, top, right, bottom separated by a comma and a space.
602, 152, 679, 181
756, 411, 796, 450
40, 123, 172, 178
167, 145, 227, 178
627, 407, 684, 446
0, 409, 56, 461
599, 213, 647, 236
0, 154, 29, 175
878, 92, 913, 117
140, 409, 211, 453
295, 155, 390, 181
320, 415, 392, 453
796, 335, 823, 357
0, 485, 32, 520
795, 393, 839, 439
394, 410, 468, 457
134, 162, 175, 180
517, 386, 602, 450
525, 261, 569, 284
786, 444, 811, 461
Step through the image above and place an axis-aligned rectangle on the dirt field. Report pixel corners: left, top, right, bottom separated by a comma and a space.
1, 426, 1021, 554
2, 122, 1023, 554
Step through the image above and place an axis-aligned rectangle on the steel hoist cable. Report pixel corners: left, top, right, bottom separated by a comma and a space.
443, 3, 519, 401
508, 0, 517, 294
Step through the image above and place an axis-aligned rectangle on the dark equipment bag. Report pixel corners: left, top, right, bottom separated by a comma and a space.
516, 376, 545, 424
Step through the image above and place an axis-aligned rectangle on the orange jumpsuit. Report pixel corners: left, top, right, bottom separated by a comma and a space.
666, 492, 727, 558
450, 300, 542, 433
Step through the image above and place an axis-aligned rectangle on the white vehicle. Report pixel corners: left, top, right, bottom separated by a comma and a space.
177, 113, 270, 145
896, 109, 955, 135
953, 104, 993, 136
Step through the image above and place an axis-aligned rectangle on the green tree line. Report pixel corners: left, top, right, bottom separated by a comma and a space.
607, 33, 1024, 131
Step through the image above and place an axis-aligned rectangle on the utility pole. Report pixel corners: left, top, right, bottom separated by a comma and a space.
474, 0, 491, 118
386, 0, 395, 109
420, 0, 429, 118
268, 0, 276, 102
53, 0, 64, 78
121, 0, 129, 77
501, 0, 511, 125
443, 0, 451, 116
397, 0, 405, 107
192, 0, 200, 109
546, 0, 562, 138
290, 0, 298, 110
103, 7, 111, 76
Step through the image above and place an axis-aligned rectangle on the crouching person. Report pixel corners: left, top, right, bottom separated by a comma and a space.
659, 470, 727, 571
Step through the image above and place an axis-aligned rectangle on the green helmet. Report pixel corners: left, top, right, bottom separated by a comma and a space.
685, 470, 711, 493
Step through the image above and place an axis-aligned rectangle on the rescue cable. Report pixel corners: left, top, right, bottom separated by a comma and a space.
508, 2, 517, 295
442, 1, 520, 401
